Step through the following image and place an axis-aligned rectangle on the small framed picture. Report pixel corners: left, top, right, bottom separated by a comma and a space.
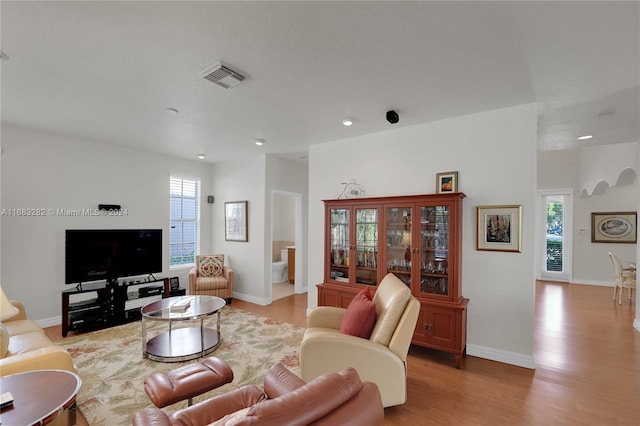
591, 211, 637, 243
477, 205, 522, 252
169, 277, 180, 290
225, 200, 248, 242
436, 171, 458, 194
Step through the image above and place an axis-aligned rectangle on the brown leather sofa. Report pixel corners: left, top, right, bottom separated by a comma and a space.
133, 363, 384, 426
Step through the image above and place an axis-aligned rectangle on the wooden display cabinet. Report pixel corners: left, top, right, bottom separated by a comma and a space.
318, 193, 469, 367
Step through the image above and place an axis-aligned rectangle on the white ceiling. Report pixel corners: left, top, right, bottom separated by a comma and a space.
1, 1, 638, 164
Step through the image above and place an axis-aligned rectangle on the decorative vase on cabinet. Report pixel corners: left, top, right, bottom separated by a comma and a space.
318, 192, 469, 367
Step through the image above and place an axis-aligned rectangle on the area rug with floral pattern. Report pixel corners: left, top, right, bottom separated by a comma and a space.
58, 306, 303, 426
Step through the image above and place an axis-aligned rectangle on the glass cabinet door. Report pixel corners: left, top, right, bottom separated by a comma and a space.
329, 208, 350, 282
355, 208, 378, 286
419, 205, 450, 296
385, 206, 413, 288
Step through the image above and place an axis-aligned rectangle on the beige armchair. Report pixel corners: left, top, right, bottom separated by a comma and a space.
188, 255, 234, 303
300, 273, 420, 407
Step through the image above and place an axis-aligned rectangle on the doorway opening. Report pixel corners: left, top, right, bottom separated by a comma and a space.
270, 190, 302, 302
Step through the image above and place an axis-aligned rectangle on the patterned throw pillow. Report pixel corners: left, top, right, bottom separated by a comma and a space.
198, 255, 224, 277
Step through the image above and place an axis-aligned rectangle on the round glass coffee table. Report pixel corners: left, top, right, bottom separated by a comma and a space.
141, 295, 226, 362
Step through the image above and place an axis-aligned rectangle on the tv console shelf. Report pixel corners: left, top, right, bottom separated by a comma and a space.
61, 278, 185, 337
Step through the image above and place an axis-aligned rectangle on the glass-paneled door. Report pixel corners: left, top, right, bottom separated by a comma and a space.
355, 208, 378, 286
540, 191, 572, 282
418, 205, 450, 297
385, 206, 413, 288
329, 208, 350, 283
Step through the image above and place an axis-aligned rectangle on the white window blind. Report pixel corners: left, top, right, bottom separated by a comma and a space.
170, 176, 201, 267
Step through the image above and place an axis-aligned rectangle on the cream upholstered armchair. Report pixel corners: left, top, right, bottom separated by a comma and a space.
300, 273, 420, 407
189, 255, 234, 303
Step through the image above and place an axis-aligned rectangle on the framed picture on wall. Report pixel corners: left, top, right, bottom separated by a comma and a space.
436, 171, 458, 194
591, 211, 637, 243
476, 205, 522, 252
225, 200, 248, 242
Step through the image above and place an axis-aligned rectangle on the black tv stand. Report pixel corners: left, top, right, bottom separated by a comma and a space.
61, 277, 185, 337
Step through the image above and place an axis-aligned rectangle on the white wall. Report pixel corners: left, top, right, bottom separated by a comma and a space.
266, 155, 309, 295
0, 124, 213, 323
210, 155, 266, 304
273, 193, 296, 242
538, 143, 638, 285
308, 103, 538, 368
579, 142, 639, 196
210, 154, 309, 304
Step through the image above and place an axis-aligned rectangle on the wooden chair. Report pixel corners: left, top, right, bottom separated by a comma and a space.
608, 251, 636, 304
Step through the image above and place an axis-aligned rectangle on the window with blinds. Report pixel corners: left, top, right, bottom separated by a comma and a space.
170, 176, 201, 268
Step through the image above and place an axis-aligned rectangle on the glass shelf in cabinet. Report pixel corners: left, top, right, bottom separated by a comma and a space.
388, 268, 411, 275
356, 266, 377, 272
421, 272, 448, 278
421, 248, 449, 253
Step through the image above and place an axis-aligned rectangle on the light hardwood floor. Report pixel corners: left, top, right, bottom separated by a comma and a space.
47, 281, 638, 425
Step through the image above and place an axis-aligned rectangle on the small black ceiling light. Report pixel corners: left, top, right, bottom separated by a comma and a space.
386, 110, 399, 124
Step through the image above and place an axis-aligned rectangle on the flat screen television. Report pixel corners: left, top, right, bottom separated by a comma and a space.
65, 229, 162, 285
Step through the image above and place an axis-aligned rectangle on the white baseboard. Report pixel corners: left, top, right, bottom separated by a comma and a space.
37, 316, 61, 328
466, 344, 536, 369
232, 292, 270, 306
570, 279, 612, 287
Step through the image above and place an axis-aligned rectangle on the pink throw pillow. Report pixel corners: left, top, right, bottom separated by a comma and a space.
340, 287, 377, 339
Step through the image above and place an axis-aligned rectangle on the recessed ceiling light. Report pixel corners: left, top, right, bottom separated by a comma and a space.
197, 154, 206, 159
342, 118, 354, 126
577, 135, 593, 140
165, 107, 179, 115
254, 139, 265, 146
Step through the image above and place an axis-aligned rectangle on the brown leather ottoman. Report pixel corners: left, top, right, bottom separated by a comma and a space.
144, 356, 233, 408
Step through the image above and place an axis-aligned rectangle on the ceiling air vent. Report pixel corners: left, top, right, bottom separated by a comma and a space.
200, 62, 246, 89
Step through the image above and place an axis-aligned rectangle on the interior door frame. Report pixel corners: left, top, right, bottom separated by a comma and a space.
538, 189, 573, 282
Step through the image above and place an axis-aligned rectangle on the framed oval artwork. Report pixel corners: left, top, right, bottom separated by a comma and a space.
591, 212, 637, 243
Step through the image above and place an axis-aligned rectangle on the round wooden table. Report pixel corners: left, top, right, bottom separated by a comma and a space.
141, 295, 226, 362
0, 369, 81, 426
